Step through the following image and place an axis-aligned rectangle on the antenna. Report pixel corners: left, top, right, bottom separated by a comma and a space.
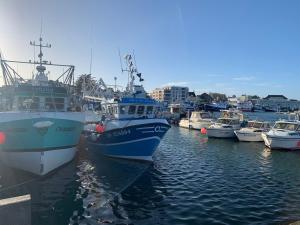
40, 17, 43, 39
30, 37, 51, 65
89, 48, 93, 75
118, 48, 124, 72
114, 76, 117, 92
133, 49, 138, 71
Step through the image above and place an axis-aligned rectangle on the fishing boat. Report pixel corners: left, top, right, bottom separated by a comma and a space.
0, 37, 84, 175
179, 111, 214, 129
262, 120, 300, 150
204, 102, 229, 112
86, 54, 170, 161
206, 109, 244, 138
236, 101, 253, 112
234, 120, 271, 142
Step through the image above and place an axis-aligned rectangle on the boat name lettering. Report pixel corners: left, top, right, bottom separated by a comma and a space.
6, 127, 27, 132
154, 126, 165, 132
56, 127, 76, 132
112, 129, 131, 137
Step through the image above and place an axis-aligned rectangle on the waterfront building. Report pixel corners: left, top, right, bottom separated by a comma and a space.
150, 86, 189, 104
258, 95, 300, 111
228, 96, 238, 107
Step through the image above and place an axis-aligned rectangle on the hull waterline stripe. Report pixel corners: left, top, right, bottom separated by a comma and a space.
89, 136, 161, 146
1, 144, 77, 152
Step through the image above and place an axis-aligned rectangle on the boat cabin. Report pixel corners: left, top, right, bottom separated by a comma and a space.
247, 121, 270, 129
0, 84, 69, 112
102, 97, 160, 120
82, 96, 103, 112
273, 121, 300, 131
217, 118, 240, 125
190, 111, 212, 121
220, 109, 244, 121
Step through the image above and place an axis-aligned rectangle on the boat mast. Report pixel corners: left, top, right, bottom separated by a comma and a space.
120, 52, 144, 94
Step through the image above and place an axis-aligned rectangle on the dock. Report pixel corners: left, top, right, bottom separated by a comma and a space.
0, 194, 31, 225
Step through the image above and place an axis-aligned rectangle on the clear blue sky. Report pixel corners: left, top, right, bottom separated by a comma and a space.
1, 0, 300, 99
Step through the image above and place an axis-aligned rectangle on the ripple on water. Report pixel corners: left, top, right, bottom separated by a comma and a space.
2, 114, 300, 224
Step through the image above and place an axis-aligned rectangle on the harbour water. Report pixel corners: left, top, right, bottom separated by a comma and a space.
2, 112, 300, 224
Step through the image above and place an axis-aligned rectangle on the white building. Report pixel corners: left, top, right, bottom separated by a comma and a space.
258, 95, 300, 111
150, 86, 189, 104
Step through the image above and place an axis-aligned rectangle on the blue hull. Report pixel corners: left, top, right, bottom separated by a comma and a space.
86, 122, 170, 161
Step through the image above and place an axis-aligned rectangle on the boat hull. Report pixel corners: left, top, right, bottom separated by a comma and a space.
207, 128, 236, 138
235, 131, 263, 142
86, 119, 170, 161
0, 146, 76, 175
262, 133, 300, 150
0, 112, 84, 175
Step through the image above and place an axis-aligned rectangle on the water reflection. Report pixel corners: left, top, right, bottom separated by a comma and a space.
261, 147, 271, 159
0, 143, 151, 225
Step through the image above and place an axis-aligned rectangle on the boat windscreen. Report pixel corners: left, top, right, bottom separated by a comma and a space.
217, 118, 231, 124
248, 122, 263, 128
274, 122, 299, 131
200, 113, 211, 119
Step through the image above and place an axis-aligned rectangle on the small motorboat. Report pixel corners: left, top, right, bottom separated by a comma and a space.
207, 109, 244, 138
262, 120, 300, 150
179, 111, 214, 130
235, 120, 271, 142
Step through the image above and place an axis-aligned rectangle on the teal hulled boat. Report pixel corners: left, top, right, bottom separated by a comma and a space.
0, 37, 84, 175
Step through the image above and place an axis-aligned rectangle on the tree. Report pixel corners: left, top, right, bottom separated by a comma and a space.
75, 74, 97, 95
209, 92, 228, 102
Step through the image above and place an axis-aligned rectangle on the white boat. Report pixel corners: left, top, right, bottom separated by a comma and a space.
207, 109, 243, 138
262, 120, 300, 150
235, 121, 271, 142
179, 111, 213, 129
0, 37, 84, 175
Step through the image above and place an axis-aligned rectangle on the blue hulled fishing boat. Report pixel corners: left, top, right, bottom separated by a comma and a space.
86, 54, 170, 161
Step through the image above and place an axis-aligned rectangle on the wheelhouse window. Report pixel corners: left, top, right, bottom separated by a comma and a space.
107, 105, 113, 115
146, 106, 153, 114
248, 122, 263, 128
119, 105, 126, 114
18, 97, 39, 110
128, 105, 136, 114
113, 106, 118, 114
200, 113, 210, 119
217, 119, 231, 124
137, 105, 145, 115
45, 97, 65, 111
54, 98, 65, 110
274, 122, 298, 131
286, 123, 298, 131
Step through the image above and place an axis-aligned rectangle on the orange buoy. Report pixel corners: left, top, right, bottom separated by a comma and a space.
0, 132, 6, 144
95, 124, 105, 133
200, 127, 207, 135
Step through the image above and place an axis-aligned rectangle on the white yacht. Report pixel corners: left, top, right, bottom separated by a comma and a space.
179, 111, 214, 130
235, 121, 271, 142
262, 120, 300, 150
207, 109, 243, 138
